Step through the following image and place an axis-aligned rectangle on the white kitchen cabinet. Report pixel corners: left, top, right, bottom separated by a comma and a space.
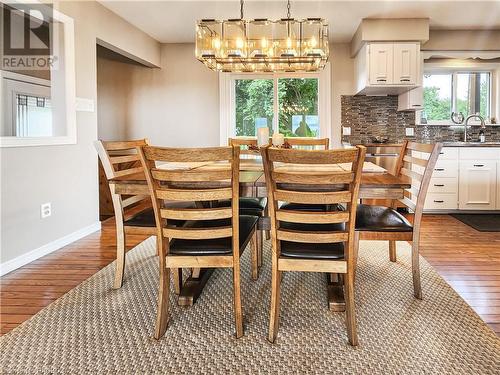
355, 42, 421, 95
459, 161, 497, 210
497, 162, 500, 210
368, 43, 393, 85
393, 43, 419, 85
398, 86, 423, 111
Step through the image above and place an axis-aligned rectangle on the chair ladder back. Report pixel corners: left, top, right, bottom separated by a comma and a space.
229, 137, 258, 155
284, 137, 329, 150
261, 146, 365, 258
139, 146, 239, 255
94, 139, 152, 217
396, 142, 443, 216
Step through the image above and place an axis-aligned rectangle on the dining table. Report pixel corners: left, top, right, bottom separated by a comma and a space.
109, 156, 411, 311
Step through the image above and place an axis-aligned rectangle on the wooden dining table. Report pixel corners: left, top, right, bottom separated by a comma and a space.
110, 158, 411, 310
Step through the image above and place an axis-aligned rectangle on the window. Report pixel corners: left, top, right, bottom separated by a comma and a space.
235, 77, 319, 137
221, 67, 330, 144
15, 94, 52, 137
422, 71, 492, 124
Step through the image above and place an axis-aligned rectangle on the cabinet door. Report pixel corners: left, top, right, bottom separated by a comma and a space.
459, 161, 497, 210
497, 162, 500, 209
393, 43, 418, 85
369, 43, 393, 85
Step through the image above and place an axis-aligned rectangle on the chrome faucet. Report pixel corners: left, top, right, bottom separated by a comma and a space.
463, 113, 486, 142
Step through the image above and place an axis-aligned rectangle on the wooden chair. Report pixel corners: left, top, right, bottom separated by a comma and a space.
95, 139, 190, 291
354, 141, 442, 299
138, 145, 259, 339
261, 145, 366, 346
285, 137, 329, 149
95, 139, 155, 289
228, 137, 270, 259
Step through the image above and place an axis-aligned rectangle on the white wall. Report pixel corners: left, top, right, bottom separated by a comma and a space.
0, 1, 161, 269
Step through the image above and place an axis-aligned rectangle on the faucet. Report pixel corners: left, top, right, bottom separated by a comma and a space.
463, 113, 486, 142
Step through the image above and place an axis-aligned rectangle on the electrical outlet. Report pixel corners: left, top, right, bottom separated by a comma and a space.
405, 128, 415, 136
41, 202, 51, 219
342, 127, 351, 136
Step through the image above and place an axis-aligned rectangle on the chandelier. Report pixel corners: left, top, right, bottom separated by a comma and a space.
195, 0, 329, 73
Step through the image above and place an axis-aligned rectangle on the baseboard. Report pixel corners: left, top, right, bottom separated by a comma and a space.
0, 221, 102, 276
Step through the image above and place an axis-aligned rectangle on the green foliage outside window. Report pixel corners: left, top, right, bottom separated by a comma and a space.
235, 78, 319, 137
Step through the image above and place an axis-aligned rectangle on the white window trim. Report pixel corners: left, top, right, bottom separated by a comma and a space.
419, 61, 499, 126
219, 63, 331, 145
0, 2, 76, 147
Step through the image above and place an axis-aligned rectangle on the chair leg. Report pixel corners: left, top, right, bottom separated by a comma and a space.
172, 268, 182, 295
353, 231, 360, 283
113, 224, 126, 289
251, 231, 259, 280
263, 207, 270, 240
257, 229, 263, 268
411, 240, 422, 299
154, 258, 170, 339
233, 264, 244, 338
389, 240, 397, 262
344, 272, 358, 346
268, 255, 281, 343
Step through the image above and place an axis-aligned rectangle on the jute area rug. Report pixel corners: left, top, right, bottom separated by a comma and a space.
1, 238, 499, 374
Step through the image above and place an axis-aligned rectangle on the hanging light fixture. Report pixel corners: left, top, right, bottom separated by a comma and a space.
195, 0, 329, 73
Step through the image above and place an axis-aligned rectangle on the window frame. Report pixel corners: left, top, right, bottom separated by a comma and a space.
420, 61, 498, 126
0, 3, 76, 147
219, 63, 331, 145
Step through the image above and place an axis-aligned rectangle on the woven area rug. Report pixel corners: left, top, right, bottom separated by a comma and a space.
1, 239, 499, 374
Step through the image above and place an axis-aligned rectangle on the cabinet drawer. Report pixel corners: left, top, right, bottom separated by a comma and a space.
428, 177, 458, 193
432, 160, 459, 178
438, 147, 459, 160
459, 148, 500, 160
425, 193, 458, 210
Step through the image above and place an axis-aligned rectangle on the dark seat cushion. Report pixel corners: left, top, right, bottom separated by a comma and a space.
280, 203, 342, 212
355, 204, 413, 232
169, 215, 258, 256
124, 202, 195, 228
279, 221, 345, 260
218, 197, 267, 211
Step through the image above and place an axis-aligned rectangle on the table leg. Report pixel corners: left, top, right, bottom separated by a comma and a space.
177, 268, 214, 306
327, 273, 346, 312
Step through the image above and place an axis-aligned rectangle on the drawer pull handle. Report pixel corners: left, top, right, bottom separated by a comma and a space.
400, 78, 411, 82
473, 164, 484, 167
433, 200, 444, 203
434, 168, 445, 171
434, 184, 444, 187
376, 78, 387, 82
439, 152, 444, 155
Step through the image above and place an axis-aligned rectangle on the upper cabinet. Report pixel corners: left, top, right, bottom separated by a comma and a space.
368, 44, 393, 85
355, 42, 421, 95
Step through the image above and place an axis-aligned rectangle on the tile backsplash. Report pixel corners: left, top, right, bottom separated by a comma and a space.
341, 95, 500, 144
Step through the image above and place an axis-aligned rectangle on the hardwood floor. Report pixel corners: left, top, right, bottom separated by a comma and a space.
1, 214, 499, 336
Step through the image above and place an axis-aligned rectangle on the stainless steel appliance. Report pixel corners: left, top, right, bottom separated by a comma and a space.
364, 145, 401, 175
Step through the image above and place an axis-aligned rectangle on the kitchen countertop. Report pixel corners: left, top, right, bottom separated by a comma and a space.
351, 141, 500, 148
442, 142, 500, 147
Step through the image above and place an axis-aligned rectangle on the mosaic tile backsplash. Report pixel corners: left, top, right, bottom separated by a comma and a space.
341, 95, 500, 144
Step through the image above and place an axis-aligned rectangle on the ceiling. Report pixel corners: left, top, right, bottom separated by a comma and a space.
99, 1, 500, 44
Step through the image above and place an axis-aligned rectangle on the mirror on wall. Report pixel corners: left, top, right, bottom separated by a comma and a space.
0, 2, 75, 147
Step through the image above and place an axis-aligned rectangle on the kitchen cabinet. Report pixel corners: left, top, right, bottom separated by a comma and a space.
398, 86, 423, 111
459, 161, 497, 210
393, 43, 419, 84
355, 42, 421, 95
368, 43, 393, 85
497, 162, 500, 210
422, 146, 499, 212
